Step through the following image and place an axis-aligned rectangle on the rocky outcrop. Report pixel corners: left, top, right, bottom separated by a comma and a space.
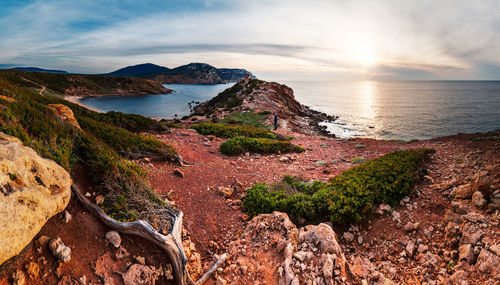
214, 212, 350, 284
193, 77, 337, 136
48, 104, 81, 129
0, 132, 72, 265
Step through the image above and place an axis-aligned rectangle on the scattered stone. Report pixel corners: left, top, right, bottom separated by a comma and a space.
11, 270, 25, 285
406, 240, 416, 257
404, 222, 419, 232
48, 237, 71, 262
376, 204, 392, 215
105, 231, 121, 248
293, 251, 307, 262
458, 244, 475, 264
37, 235, 51, 248
343, 232, 355, 242
64, 211, 72, 223
216, 276, 228, 285
418, 252, 441, 267
471, 171, 492, 197
471, 191, 487, 208
392, 211, 401, 223
218, 186, 233, 198
417, 244, 428, 253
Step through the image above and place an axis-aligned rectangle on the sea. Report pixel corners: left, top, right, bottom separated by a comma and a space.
78, 80, 500, 140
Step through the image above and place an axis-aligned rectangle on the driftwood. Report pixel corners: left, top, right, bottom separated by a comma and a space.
195, 253, 228, 285
72, 184, 195, 285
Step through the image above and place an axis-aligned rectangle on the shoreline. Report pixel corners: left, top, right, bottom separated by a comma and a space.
64, 96, 104, 113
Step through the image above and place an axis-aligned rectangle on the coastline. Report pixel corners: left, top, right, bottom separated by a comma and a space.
64, 96, 104, 113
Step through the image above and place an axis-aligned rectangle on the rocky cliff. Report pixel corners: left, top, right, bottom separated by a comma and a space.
0, 132, 72, 265
192, 76, 336, 135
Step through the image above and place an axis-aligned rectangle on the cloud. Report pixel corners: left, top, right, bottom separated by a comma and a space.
1, 0, 499, 79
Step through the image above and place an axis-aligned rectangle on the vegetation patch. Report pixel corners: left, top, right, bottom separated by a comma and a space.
193, 123, 276, 139
220, 111, 271, 129
220, 136, 304, 156
242, 149, 434, 224
0, 76, 178, 228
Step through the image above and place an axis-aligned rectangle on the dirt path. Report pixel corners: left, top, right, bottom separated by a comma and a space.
147, 129, 473, 257
19, 76, 46, 95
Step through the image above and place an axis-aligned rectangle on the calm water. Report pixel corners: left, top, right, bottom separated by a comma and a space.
79, 81, 500, 140
79, 83, 230, 118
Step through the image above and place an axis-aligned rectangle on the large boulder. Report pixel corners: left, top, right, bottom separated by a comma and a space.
0, 132, 72, 265
48, 104, 81, 130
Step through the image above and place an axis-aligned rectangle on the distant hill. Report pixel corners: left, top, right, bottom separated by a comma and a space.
108, 62, 255, 84
13, 67, 68, 74
0, 69, 170, 97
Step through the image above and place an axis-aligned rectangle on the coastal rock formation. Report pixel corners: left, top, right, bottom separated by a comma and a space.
0, 132, 72, 265
48, 104, 81, 129
193, 77, 336, 135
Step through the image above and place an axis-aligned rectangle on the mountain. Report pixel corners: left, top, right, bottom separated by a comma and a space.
107, 63, 170, 78
13, 67, 68, 74
107, 62, 255, 84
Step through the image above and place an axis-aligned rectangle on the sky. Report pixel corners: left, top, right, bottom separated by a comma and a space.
1, 0, 499, 81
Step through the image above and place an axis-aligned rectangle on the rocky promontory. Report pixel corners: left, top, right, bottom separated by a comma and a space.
192, 76, 337, 136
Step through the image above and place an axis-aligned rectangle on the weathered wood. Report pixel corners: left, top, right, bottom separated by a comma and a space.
72, 184, 195, 285
195, 253, 228, 285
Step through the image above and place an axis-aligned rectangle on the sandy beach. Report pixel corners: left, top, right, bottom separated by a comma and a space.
64, 96, 104, 113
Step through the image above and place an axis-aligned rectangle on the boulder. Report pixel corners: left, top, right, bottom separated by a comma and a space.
476, 249, 500, 276
105, 231, 122, 248
0, 132, 72, 265
471, 171, 492, 197
458, 244, 475, 264
48, 104, 81, 130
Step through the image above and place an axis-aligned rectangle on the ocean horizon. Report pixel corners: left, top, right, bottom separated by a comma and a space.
78, 80, 500, 141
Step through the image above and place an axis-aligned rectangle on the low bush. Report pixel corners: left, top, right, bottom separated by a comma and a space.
242, 149, 434, 224
193, 123, 276, 139
220, 111, 270, 129
220, 136, 304, 155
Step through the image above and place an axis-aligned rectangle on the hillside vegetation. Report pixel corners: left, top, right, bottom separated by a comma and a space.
242, 149, 434, 224
0, 69, 170, 97
0, 74, 178, 228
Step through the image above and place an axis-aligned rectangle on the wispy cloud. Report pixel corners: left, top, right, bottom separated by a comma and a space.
1, 0, 499, 79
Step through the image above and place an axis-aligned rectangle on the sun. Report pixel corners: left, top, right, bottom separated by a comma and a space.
353, 47, 377, 67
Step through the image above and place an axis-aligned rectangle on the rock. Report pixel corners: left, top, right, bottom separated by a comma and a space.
38, 235, 51, 248
64, 211, 72, 223
476, 249, 500, 276
471, 171, 492, 197
218, 186, 233, 198
135, 256, 146, 265
458, 244, 475, 264
417, 244, 428, 253
489, 244, 500, 256
459, 220, 484, 245
0, 133, 72, 265
49, 237, 71, 262
216, 276, 228, 285
95, 195, 105, 205
11, 270, 25, 285
448, 270, 469, 285
173, 168, 184, 178
121, 264, 160, 285
392, 211, 401, 223
417, 252, 441, 267
322, 257, 334, 282
293, 251, 307, 262
0, 95, 16, 103
376, 204, 392, 215
454, 184, 473, 199
105, 231, 121, 248
24, 262, 39, 279
343, 232, 355, 242
406, 240, 416, 257
350, 256, 375, 279
404, 222, 419, 232
471, 191, 487, 208
47, 104, 81, 129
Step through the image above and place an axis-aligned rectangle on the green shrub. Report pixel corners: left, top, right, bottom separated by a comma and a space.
0, 76, 177, 227
193, 123, 276, 139
242, 149, 434, 224
220, 136, 304, 155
